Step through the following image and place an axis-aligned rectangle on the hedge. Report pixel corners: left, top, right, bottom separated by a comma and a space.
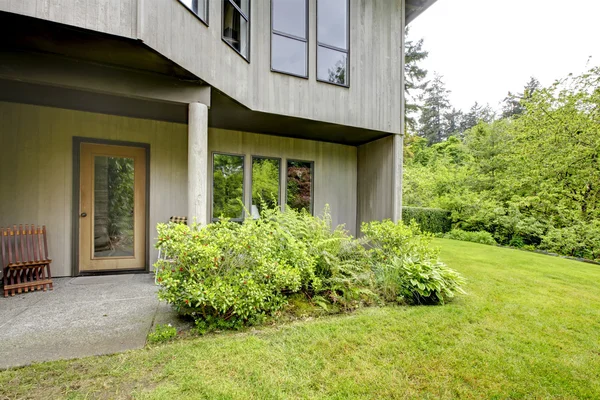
402, 207, 452, 234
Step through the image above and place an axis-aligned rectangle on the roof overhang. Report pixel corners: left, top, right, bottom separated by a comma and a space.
406, 0, 438, 25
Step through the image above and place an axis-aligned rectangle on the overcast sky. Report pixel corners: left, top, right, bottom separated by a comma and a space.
408, 0, 600, 112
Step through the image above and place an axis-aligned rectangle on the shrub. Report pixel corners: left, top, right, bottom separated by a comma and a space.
155, 208, 467, 331
444, 229, 497, 246
402, 207, 452, 234
540, 222, 600, 261
147, 324, 177, 344
362, 220, 466, 305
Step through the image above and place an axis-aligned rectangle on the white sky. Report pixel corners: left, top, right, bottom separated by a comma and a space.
408, 0, 600, 112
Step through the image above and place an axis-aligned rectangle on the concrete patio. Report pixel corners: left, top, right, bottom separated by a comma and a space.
0, 273, 187, 370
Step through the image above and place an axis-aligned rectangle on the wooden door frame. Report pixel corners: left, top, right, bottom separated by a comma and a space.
72, 137, 151, 276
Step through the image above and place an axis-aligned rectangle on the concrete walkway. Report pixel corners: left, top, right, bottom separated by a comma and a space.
0, 274, 185, 369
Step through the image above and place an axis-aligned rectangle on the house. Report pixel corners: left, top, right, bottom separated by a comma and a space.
0, 0, 436, 277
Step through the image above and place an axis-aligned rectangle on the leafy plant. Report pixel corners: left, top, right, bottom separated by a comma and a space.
147, 324, 177, 344
362, 220, 465, 305
155, 207, 466, 332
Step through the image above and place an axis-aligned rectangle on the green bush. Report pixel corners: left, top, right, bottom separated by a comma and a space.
147, 324, 177, 344
402, 207, 452, 234
362, 220, 466, 305
155, 207, 466, 332
540, 222, 600, 261
444, 229, 497, 246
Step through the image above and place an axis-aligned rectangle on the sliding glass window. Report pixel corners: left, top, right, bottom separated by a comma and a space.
223, 0, 250, 60
286, 160, 313, 214
317, 0, 349, 86
179, 0, 209, 24
271, 0, 308, 77
251, 157, 281, 217
212, 153, 245, 221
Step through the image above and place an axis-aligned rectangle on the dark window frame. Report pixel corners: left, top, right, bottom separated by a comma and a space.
211, 151, 246, 222
177, 0, 209, 26
316, 0, 350, 88
222, 0, 251, 62
270, 0, 309, 79
250, 155, 283, 215
285, 159, 315, 215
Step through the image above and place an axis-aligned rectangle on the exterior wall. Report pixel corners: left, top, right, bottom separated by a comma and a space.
357, 136, 397, 227
208, 128, 358, 235
0, 0, 138, 38
142, 0, 403, 134
0, 102, 187, 277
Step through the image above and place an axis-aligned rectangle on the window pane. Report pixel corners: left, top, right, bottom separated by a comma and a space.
180, 0, 208, 21
273, 0, 306, 38
317, 46, 347, 85
317, 0, 348, 49
231, 0, 249, 15
224, 2, 249, 58
286, 160, 313, 213
272, 34, 307, 76
213, 154, 244, 220
252, 157, 280, 217
94, 156, 135, 258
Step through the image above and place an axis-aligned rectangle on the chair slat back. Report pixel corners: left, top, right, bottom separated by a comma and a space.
0, 225, 49, 266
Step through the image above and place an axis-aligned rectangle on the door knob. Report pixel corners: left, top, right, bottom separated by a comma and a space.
80, 212, 87, 218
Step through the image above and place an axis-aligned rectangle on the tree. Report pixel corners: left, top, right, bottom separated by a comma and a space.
418, 74, 451, 144
501, 77, 541, 119
460, 102, 495, 133
404, 28, 429, 130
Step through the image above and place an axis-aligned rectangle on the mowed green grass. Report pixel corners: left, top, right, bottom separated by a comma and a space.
2, 239, 600, 399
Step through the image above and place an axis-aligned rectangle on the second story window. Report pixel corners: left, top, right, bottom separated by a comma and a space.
179, 0, 208, 24
271, 0, 308, 78
317, 0, 349, 86
223, 0, 250, 60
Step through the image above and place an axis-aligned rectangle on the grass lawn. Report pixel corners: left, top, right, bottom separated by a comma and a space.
2, 239, 600, 399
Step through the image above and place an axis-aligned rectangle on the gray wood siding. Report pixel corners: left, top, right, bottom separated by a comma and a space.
140, 0, 404, 134
0, 102, 187, 277
3, 0, 404, 134
357, 136, 394, 227
208, 128, 358, 234
0, 0, 138, 38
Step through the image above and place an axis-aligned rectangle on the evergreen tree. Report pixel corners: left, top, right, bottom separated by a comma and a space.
404, 28, 429, 130
444, 108, 464, 138
501, 77, 541, 119
418, 74, 451, 144
460, 102, 495, 132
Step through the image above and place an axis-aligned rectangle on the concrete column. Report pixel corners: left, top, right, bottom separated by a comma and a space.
392, 134, 403, 223
188, 102, 209, 225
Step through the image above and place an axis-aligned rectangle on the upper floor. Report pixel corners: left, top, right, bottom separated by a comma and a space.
0, 0, 434, 142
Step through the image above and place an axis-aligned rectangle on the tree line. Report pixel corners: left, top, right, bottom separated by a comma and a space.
403, 29, 600, 260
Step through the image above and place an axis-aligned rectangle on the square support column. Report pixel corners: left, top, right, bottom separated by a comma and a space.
188, 102, 209, 225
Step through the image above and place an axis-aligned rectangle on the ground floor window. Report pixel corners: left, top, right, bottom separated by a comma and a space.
212, 153, 244, 221
251, 157, 281, 217
286, 160, 313, 214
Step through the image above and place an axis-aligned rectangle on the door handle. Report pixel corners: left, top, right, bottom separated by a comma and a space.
80, 212, 87, 218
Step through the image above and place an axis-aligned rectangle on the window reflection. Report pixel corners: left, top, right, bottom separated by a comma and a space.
272, 35, 307, 77
179, 0, 208, 22
317, 0, 349, 86
317, 0, 348, 50
271, 0, 308, 77
213, 154, 245, 220
317, 46, 347, 85
94, 156, 135, 258
223, 0, 250, 59
251, 157, 280, 217
286, 160, 313, 214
